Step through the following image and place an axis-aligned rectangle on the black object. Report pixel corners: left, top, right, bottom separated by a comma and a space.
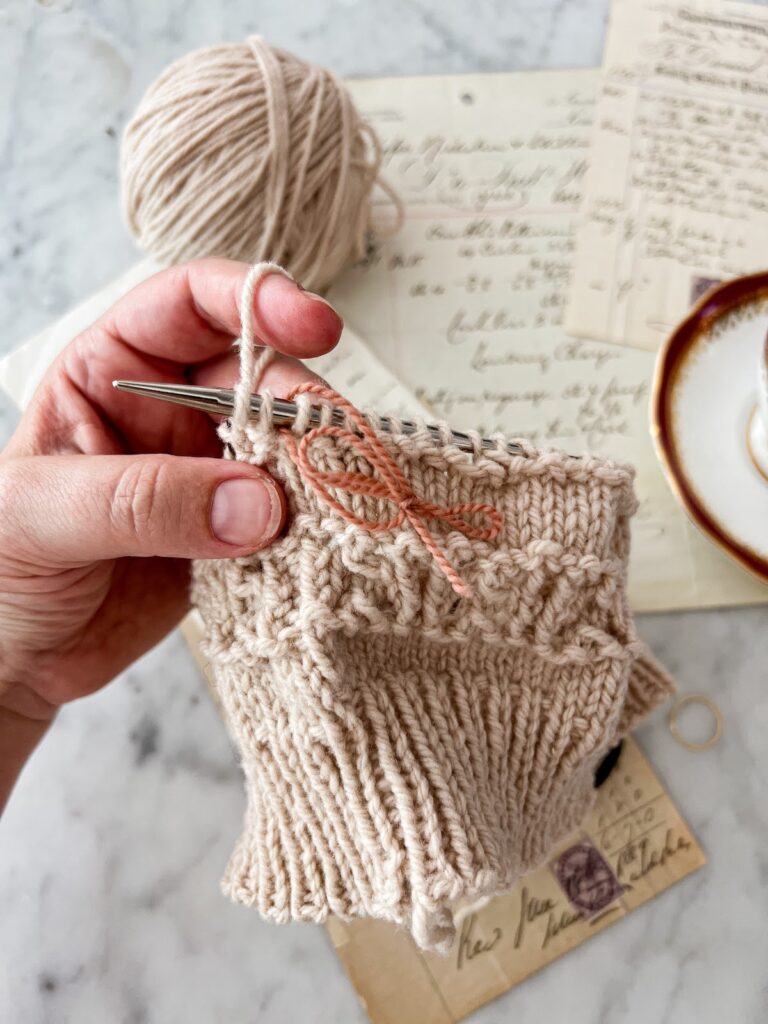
594, 740, 624, 788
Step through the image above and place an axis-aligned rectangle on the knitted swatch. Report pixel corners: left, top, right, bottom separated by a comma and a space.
192, 268, 674, 953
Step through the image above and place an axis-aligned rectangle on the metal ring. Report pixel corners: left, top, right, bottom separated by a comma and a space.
668, 694, 723, 751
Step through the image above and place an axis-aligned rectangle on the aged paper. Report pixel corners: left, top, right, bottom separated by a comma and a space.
328, 738, 705, 1024
565, 0, 768, 351
332, 69, 768, 610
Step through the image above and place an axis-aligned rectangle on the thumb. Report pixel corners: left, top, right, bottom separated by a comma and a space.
0, 453, 286, 563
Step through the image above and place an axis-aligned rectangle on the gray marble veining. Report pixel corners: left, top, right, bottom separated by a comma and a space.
2, 1, 768, 1022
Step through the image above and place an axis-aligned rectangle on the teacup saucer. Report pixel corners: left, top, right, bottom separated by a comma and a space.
652, 273, 768, 585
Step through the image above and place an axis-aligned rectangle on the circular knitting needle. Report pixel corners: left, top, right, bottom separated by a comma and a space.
112, 380, 527, 456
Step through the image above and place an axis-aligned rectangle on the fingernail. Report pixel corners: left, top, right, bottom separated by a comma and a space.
303, 289, 345, 326
211, 477, 283, 548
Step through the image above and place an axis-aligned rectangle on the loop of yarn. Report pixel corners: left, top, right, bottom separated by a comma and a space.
282, 382, 504, 598
232, 261, 287, 431
121, 36, 400, 290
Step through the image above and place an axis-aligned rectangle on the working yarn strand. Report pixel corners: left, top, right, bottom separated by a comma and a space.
232, 262, 284, 431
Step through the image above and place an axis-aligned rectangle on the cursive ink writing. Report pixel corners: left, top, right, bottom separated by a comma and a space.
471, 340, 550, 375
542, 905, 583, 949
446, 308, 528, 346
513, 886, 556, 949
616, 828, 692, 883
456, 913, 503, 970
512, 885, 585, 952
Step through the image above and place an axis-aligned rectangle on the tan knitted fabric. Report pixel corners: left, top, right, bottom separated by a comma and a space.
192, 388, 674, 953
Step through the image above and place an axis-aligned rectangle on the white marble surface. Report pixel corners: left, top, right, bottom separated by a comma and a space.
1, 1, 768, 1022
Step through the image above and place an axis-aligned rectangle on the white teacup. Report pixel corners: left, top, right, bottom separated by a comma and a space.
747, 333, 768, 482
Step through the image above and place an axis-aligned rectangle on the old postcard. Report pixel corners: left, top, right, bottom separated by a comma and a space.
565, 0, 768, 351
331, 68, 768, 611
328, 737, 705, 1024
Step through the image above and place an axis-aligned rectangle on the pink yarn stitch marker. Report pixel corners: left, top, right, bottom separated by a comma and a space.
283, 381, 504, 597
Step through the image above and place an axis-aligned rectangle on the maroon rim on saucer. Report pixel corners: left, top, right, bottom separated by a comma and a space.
652, 271, 768, 585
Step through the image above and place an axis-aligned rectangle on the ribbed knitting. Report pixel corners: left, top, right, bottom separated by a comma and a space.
192, 394, 674, 953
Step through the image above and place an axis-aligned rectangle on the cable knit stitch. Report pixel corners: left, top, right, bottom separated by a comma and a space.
191, 264, 675, 953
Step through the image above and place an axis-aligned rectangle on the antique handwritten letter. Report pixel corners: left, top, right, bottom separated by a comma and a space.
328, 738, 705, 1024
331, 69, 768, 610
565, 0, 768, 351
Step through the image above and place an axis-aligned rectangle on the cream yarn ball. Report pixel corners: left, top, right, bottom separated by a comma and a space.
120, 36, 390, 291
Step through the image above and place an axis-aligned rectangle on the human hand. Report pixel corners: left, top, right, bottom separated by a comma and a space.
0, 259, 342, 805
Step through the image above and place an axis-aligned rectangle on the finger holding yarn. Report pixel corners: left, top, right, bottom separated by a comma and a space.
120, 36, 399, 291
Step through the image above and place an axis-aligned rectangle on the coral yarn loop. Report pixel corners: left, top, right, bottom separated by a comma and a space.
283, 382, 503, 597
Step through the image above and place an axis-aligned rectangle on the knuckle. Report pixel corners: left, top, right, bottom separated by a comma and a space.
110, 457, 177, 542
0, 459, 30, 541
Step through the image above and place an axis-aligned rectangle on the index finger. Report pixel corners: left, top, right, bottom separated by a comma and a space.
95, 258, 343, 364
9, 259, 343, 460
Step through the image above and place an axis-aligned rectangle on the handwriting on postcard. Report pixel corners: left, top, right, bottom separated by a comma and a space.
448, 819, 697, 971
446, 739, 701, 973
327, 738, 705, 1024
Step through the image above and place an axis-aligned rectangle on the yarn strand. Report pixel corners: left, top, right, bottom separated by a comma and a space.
233, 262, 288, 430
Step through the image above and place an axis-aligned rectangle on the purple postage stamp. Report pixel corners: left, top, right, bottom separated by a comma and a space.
689, 275, 723, 307
551, 841, 626, 919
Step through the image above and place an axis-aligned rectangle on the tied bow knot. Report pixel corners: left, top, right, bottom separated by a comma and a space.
282, 383, 503, 597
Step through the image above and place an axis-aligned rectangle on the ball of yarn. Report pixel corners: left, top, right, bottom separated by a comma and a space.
120, 36, 389, 291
